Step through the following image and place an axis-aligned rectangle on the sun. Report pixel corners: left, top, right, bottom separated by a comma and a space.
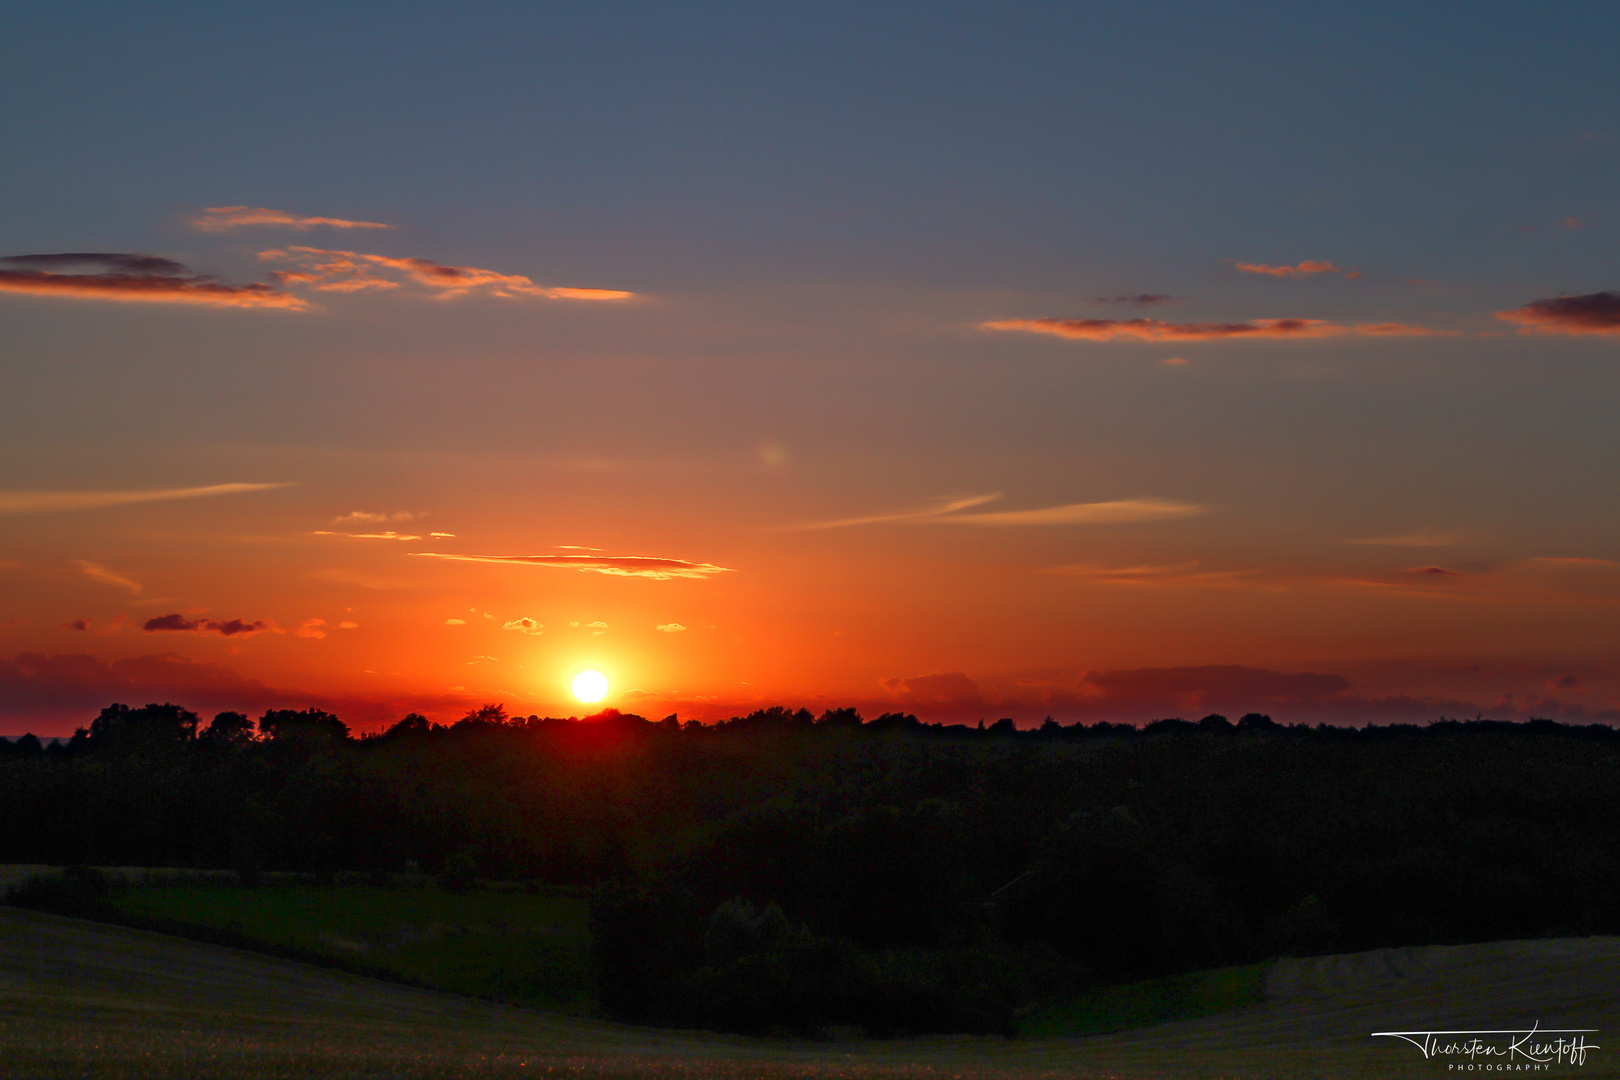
571, 669, 609, 704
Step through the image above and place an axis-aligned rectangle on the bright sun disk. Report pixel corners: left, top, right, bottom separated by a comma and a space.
572, 669, 609, 703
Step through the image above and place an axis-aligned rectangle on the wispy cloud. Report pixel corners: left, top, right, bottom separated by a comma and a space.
412, 552, 734, 580
191, 206, 394, 232
260, 247, 633, 301
144, 613, 274, 636
789, 494, 1002, 530
311, 530, 423, 541
334, 510, 415, 525
295, 618, 327, 639
0, 253, 307, 309
1496, 291, 1620, 336
656, 623, 687, 633
0, 482, 291, 515
1234, 260, 1344, 278
1049, 561, 1255, 587
73, 560, 142, 594
794, 493, 1206, 529
1346, 528, 1464, 548
445, 617, 467, 626
503, 617, 544, 635
1089, 293, 1177, 306
981, 316, 1438, 342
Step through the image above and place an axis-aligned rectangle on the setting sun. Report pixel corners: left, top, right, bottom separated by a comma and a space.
571, 670, 609, 704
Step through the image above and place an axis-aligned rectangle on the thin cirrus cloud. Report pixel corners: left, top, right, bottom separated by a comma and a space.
310, 530, 453, 541
72, 560, 142, 595
412, 552, 735, 580
980, 316, 1438, 343
1345, 528, 1464, 548
1049, 561, 1257, 587
143, 613, 273, 637
0, 482, 292, 515
1234, 260, 1351, 279
259, 247, 633, 301
190, 206, 394, 232
1496, 291, 1620, 335
793, 493, 1206, 529
656, 623, 687, 633
0, 253, 307, 309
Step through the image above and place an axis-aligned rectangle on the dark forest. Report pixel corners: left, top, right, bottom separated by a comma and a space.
4, 704, 1618, 1036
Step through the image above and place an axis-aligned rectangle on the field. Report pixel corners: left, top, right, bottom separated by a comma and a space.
106, 881, 592, 1010
4, 903, 1617, 1079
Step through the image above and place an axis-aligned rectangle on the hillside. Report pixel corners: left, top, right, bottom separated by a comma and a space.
4, 906, 1614, 1078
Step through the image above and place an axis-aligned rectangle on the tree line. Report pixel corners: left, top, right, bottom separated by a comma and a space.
4, 702, 1618, 1035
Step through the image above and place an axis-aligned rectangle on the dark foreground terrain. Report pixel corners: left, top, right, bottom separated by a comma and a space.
4, 906, 1616, 1079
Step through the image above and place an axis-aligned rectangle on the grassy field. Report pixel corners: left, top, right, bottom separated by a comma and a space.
1020, 962, 1269, 1037
106, 882, 593, 1010
4, 903, 1619, 1078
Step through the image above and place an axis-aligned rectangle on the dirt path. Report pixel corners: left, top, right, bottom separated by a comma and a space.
2, 906, 1614, 1078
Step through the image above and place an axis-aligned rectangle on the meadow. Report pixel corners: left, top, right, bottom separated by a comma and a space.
105, 879, 593, 1010
5, 903, 1618, 1079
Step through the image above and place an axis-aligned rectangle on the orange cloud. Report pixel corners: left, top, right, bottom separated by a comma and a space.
0, 253, 307, 309
1345, 528, 1464, 548
793, 493, 1205, 529
1235, 260, 1341, 278
0, 482, 291, 515
191, 206, 393, 232
981, 316, 1438, 342
1050, 561, 1257, 587
1496, 291, 1620, 336
260, 247, 633, 300
412, 552, 734, 580
73, 560, 143, 595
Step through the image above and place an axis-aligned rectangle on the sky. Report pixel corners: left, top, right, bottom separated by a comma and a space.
3, 2, 1620, 734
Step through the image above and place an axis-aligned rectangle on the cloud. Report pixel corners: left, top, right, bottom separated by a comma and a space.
656, 623, 687, 633
190, 207, 393, 232
503, 617, 544, 636
412, 552, 734, 580
1089, 294, 1177, 306
981, 316, 1438, 342
0, 253, 307, 309
334, 511, 415, 525
796, 493, 1205, 530
1405, 566, 1461, 577
0, 482, 291, 515
310, 530, 423, 541
259, 247, 633, 301
1050, 561, 1257, 587
62, 619, 89, 632
883, 671, 985, 710
307, 567, 414, 590
1234, 260, 1342, 278
1557, 217, 1585, 230
143, 614, 273, 637
444, 618, 467, 626
1346, 529, 1464, 548
293, 618, 326, 639
1496, 291, 1620, 336
938, 497, 1206, 527
338, 621, 358, 630
73, 560, 142, 594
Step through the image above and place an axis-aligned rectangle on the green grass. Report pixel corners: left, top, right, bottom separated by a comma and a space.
108, 883, 593, 1010
1019, 960, 1269, 1037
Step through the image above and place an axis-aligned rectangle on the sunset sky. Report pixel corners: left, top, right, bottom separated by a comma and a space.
4, 4, 1620, 733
